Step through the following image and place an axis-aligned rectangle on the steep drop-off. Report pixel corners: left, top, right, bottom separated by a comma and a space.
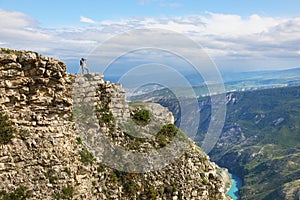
133, 84, 300, 200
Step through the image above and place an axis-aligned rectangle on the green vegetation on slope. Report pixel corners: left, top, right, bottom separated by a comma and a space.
0, 186, 28, 200
131, 108, 151, 126
54, 185, 74, 200
206, 86, 300, 199
134, 85, 300, 200
225, 87, 300, 147
155, 124, 180, 147
79, 147, 95, 166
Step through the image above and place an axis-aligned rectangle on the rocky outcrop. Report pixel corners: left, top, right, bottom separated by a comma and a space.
279, 180, 300, 199
0, 48, 231, 199
0, 48, 84, 199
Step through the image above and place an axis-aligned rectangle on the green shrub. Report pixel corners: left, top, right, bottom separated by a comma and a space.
96, 106, 108, 113
205, 167, 209, 172
124, 180, 139, 196
45, 169, 58, 184
61, 185, 74, 199
54, 185, 74, 200
0, 49, 12, 54
131, 109, 151, 126
155, 134, 168, 148
0, 191, 6, 196
97, 163, 106, 172
92, 181, 97, 187
164, 185, 175, 194
101, 112, 115, 124
79, 147, 94, 166
157, 124, 178, 137
0, 186, 28, 200
0, 112, 15, 145
76, 137, 82, 145
109, 171, 118, 182
145, 185, 158, 199
155, 124, 178, 147
63, 168, 71, 176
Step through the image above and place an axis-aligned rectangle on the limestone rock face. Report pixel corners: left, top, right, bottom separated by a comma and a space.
0, 48, 231, 200
0, 49, 85, 199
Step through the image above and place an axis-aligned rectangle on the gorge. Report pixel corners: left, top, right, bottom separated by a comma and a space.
132, 76, 300, 199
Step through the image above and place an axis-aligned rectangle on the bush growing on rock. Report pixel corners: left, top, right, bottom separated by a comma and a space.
131, 108, 151, 126
155, 124, 179, 147
54, 185, 74, 200
0, 112, 15, 145
79, 147, 94, 166
0, 186, 28, 200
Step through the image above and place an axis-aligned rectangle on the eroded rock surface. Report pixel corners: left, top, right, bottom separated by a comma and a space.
0, 48, 231, 200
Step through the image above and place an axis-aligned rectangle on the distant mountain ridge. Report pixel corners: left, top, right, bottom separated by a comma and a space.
127, 67, 300, 100
221, 68, 300, 92
221, 68, 300, 82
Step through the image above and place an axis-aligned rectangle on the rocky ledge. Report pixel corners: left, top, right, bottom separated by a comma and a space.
0, 48, 232, 199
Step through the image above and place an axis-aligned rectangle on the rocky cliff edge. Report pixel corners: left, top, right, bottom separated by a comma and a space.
0, 48, 231, 200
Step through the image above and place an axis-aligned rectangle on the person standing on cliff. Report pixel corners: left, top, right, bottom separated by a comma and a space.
80, 58, 90, 74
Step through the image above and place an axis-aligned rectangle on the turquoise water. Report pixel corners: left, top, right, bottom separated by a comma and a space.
227, 173, 243, 200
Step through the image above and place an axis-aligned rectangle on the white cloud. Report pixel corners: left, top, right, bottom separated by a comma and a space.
196, 12, 284, 37
80, 16, 96, 24
0, 9, 37, 28
0, 9, 100, 63
1, 9, 300, 72
0, 9, 53, 45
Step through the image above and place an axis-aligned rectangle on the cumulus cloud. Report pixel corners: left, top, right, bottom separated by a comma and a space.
0, 9, 53, 49
80, 16, 96, 24
0, 10, 100, 63
0, 9, 37, 28
1, 9, 300, 72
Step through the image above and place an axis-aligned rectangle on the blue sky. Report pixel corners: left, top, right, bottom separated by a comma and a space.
1, 0, 300, 25
1, 0, 300, 73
